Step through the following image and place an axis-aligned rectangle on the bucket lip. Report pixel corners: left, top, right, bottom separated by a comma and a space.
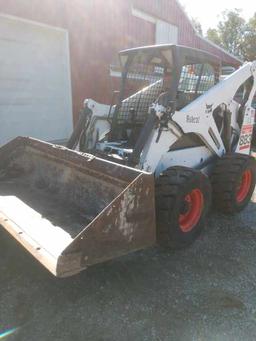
0, 211, 59, 276
0, 210, 84, 278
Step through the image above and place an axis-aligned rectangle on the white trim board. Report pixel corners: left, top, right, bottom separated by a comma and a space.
0, 12, 67, 32
131, 6, 156, 24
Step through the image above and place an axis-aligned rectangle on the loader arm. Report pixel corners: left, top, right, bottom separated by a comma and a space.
172, 61, 256, 157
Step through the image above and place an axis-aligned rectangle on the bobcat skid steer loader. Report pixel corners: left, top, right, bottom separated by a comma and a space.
1, 45, 256, 277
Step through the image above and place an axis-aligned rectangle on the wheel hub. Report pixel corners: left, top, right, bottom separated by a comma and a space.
179, 189, 204, 233
180, 195, 191, 215
236, 169, 252, 203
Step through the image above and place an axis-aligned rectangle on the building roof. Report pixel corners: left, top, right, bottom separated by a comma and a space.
175, 0, 242, 65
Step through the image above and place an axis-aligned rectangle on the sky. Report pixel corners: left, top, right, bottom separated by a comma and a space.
179, 0, 254, 33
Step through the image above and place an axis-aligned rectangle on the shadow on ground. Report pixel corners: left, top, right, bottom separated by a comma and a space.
1, 201, 256, 341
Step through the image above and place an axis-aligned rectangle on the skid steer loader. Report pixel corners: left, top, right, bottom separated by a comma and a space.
1, 45, 256, 277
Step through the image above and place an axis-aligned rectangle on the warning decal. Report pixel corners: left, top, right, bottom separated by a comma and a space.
239, 124, 253, 151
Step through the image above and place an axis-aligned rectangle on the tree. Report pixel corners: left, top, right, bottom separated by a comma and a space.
206, 28, 222, 46
218, 9, 246, 59
242, 13, 256, 61
206, 9, 246, 59
198, 9, 256, 61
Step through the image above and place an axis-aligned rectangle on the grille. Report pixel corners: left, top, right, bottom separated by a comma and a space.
177, 63, 218, 109
179, 64, 216, 93
116, 64, 165, 125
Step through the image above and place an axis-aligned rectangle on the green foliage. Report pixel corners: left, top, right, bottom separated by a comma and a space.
217, 9, 246, 59
205, 9, 256, 61
206, 28, 222, 46
243, 13, 256, 61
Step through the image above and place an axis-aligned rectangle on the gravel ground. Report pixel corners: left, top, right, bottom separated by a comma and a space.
1, 197, 256, 341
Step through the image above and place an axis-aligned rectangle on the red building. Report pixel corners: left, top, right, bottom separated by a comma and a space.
0, 0, 241, 142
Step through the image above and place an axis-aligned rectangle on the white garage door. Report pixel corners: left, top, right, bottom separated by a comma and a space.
0, 15, 73, 145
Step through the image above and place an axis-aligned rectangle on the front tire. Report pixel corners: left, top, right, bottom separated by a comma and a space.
211, 153, 256, 214
155, 166, 211, 249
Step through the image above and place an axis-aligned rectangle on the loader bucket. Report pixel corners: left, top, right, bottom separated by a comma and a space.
0, 137, 155, 277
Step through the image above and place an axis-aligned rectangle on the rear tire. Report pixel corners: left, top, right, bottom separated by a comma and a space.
251, 125, 256, 147
155, 166, 211, 249
211, 153, 256, 214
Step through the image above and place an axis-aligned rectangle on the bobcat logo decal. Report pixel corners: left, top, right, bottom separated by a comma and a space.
206, 103, 213, 114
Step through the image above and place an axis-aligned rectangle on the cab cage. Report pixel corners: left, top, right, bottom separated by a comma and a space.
118, 44, 221, 102
109, 45, 221, 161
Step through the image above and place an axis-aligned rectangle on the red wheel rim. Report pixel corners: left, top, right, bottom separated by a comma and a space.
179, 189, 204, 233
236, 170, 252, 203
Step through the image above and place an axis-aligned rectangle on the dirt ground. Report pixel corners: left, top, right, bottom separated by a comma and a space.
2, 197, 256, 341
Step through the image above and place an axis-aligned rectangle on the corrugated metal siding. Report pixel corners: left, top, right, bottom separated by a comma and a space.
0, 0, 241, 124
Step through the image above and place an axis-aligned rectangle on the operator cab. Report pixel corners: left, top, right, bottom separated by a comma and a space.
81, 45, 221, 164
110, 45, 219, 147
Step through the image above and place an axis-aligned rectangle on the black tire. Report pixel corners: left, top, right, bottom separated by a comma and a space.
155, 166, 211, 249
251, 125, 256, 147
211, 153, 256, 214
